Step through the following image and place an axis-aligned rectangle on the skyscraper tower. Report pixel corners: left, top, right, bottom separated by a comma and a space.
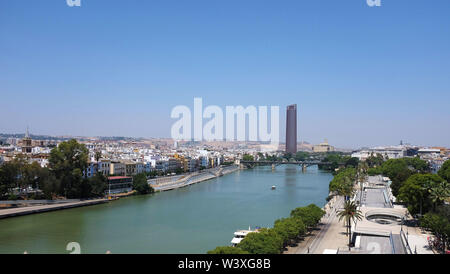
286, 104, 297, 154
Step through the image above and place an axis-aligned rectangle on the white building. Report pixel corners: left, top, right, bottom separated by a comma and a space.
417, 148, 441, 160
351, 146, 407, 160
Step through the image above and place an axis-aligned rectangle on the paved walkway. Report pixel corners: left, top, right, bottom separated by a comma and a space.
285, 196, 349, 254
0, 198, 108, 219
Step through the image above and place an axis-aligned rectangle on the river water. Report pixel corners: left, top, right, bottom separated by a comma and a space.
0, 165, 333, 254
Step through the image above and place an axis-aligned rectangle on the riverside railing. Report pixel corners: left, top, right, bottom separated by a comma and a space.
400, 230, 413, 254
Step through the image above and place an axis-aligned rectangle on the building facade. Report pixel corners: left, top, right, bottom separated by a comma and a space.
313, 139, 335, 153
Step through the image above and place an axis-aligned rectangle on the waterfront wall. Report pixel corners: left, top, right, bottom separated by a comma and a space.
149, 165, 239, 192
0, 199, 108, 220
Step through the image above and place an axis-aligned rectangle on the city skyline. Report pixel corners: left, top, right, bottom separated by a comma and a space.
1, 0, 450, 149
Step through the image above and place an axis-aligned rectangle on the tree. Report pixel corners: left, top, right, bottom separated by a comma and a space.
368, 166, 383, 176
420, 212, 450, 253
398, 174, 443, 215
357, 162, 369, 206
320, 153, 346, 171
0, 161, 20, 199
337, 200, 363, 250
95, 151, 102, 162
237, 228, 284, 254
273, 217, 305, 247
39, 174, 60, 200
366, 153, 384, 168
88, 173, 107, 198
49, 139, 89, 198
428, 181, 450, 212
380, 157, 430, 197
345, 157, 360, 168
404, 157, 430, 174
242, 154, 254, 161
328, 167, 356, 199
133, 173, 154, 195
207, 246, 250, 254
438, 160, 450, 182
290, 204, 325, 229
382, 159, 413, 196
294, 152, 310, 161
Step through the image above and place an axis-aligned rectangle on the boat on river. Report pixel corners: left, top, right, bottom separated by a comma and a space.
231, 227, 260, 246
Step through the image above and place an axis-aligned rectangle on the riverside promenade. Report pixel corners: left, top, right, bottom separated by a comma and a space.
149, 165, 239, 192
0, 198, 108, 219
285, 195, 348, 254
286, 176, 434, 254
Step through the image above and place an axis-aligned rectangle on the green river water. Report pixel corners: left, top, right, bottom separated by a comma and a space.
0, 165, 333, 254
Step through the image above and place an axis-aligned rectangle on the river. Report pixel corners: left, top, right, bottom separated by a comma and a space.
0, 165, 333, 254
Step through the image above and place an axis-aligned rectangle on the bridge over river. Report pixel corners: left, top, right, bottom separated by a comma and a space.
239, 160, 335, 172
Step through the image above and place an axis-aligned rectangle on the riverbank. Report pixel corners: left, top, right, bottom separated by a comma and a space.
149, 165, 239, 192
0, 198, 108, 220
0, 165, 333, 254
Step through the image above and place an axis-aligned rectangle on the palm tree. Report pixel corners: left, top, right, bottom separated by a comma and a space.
429, 181, 450, 212
358, 162, 369, 206
337, 177, 355, 200
337, 200, 363, 250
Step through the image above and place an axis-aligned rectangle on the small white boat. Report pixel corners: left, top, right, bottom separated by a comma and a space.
271, 185, 276, 190
231, 227, 259, 247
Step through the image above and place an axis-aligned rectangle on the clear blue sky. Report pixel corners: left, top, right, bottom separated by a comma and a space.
1, 0, 449, 148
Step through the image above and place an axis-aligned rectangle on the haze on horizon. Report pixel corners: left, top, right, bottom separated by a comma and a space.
0, 0, 449, 149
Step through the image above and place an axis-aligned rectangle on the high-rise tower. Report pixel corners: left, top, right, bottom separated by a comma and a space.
286, 104, 297, 154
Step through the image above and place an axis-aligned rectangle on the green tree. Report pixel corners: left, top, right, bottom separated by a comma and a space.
428, 181, 450, 212
207, 246, 250, 254
273, 217, 306, 247
328, 167, 356, 199
320, 153, 345, 171
49, 139, 89, 198
294, 152, 310, 161
357, 162, 369, 205
337, 200, 363, 250
438, 160, 450, 182
366, 153, 384, 168
404, 157, 430, 174
368, 166, 383, 176
397, 174, 443, 215
345, 157, 359, 168
242, 154, 254, 161
237, 228, 284, 254
39, 174, 60, 200
420, 212, 450, 253
88, 173, 107, 198
381, 159, 413, 196
380, 157, 430, 197
0, 161, 20, 199
133, 173, 154, 195
290, 204, 325, 229
95, 151, 102, 162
